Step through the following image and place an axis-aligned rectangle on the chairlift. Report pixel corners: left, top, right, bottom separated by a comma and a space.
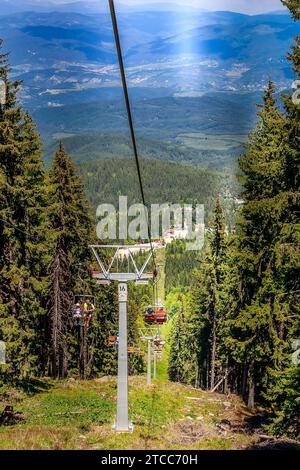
153, 337, 165, 347
134, 348, 144, 355
144, 305, 168, 325
153, 306, 168, 325
73, 294, 95, 304
144, 305, 155, 324
72, 294, 96, 327
108, 335, 119, 348
128, 346, 143, 355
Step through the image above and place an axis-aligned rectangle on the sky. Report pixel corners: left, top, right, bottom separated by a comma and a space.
119, 0, 285, 14
30, 0, 286, 15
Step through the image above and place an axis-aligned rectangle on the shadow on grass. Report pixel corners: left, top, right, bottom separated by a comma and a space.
249, 439, 300, 450
15, 377, 53, 396
240, 414, 300, 451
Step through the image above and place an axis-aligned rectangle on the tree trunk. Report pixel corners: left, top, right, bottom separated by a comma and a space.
47, 247, 70, 379
206, 353, 210, 390
195, 365, 200, 389
210, 316, 217, 391
224, 359, 229, 394
247, 361, 255, 410
242, 363, 248, 398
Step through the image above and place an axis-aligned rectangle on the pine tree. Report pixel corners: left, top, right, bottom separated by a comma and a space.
0, 40, 47, 381
228, 81, 295, 409
191, 200, 228, 390
168, 295, 188, 383
263, 0, 300, 432
46, 143, 92, 378
267, 364, 300, 438
282, 1, 300, 19
172, 199, 230, 391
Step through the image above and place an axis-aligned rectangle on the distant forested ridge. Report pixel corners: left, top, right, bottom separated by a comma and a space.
79, 157, 240, 223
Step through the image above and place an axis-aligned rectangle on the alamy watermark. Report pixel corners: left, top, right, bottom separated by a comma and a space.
96, 196, 204, 251
0, 341, 5, 365
0, 79, 6, 106
292, 80, 300, 105
292, 339, 300, 365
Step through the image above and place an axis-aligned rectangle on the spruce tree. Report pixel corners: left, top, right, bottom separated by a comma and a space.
263, 0, 300, 432
0, 40, 47, 381
46, 143, 92, 378
176, 199, 230, 391
229, 82, 294, 409
168, 295, 188, 383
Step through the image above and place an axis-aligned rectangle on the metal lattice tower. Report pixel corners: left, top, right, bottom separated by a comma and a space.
90, 245, 155, 432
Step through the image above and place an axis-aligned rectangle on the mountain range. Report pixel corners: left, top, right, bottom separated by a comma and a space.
0, 5, 296, 168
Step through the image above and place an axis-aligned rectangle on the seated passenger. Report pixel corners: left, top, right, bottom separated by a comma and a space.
72, 303, 83, 327
83, 298, 96, 327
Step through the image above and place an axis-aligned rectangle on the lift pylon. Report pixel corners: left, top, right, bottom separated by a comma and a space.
139, 327, 163, 385
90, 245, 155, 432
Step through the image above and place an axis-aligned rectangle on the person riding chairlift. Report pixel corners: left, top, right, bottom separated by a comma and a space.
144, 305, 155, 323
83, 298, 96, 327
72, 303, 83, 327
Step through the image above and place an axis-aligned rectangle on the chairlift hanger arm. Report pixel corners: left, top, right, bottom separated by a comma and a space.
139, 250, 155, 278
107, 247, 120, 274
89, 245, 155, 282
128, 249, 139, 276
90, 246, 108, 279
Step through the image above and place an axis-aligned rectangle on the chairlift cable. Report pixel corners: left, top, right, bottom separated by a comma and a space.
108, 0, 157, 275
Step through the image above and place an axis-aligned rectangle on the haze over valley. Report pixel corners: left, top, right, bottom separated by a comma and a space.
0, 1, 296, 170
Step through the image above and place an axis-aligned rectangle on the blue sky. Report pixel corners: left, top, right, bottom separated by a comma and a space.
31, 0, 286, 15
119, 0, 285, 13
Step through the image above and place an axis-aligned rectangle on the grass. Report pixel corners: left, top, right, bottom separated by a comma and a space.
0, 376, 262, 450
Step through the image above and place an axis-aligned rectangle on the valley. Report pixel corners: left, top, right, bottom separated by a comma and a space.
0, 6, 296, 169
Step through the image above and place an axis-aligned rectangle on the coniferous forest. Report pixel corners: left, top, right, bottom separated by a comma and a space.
0, 0, 299, 453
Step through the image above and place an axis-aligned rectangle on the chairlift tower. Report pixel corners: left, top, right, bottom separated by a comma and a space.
90, 245, 155, 432
139, 327, 162, 385
153, 349, 157, 380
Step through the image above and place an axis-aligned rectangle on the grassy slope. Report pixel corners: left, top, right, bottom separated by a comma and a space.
0, 377, 261, 450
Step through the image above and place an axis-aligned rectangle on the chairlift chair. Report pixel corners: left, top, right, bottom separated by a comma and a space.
108, 335, 119, 348
72, 295, 96, 327
153, 306, 168, 325
144, 305, 155, 324
153, 337, 165, 347
144, 305, 168, 325
73, 294, 95, 304
154, 348, 162, 354
133, 348, 143, 355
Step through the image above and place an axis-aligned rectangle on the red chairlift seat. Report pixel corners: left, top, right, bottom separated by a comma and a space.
153, 337, 165, 347
144, 306, 155, 324
153, 306, 168, 325
108, 335, 118, 347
